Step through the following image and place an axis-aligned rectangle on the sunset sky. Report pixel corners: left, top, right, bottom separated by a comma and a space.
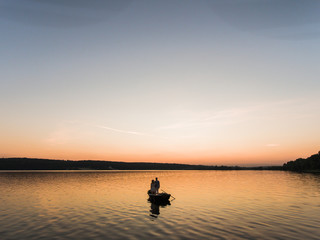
1, 0, 320, 166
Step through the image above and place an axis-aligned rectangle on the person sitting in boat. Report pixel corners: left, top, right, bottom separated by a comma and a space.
150, 179, 156, 194
155, 177, 160, 194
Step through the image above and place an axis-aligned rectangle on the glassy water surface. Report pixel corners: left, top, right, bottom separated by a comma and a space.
0, 170, 320, 240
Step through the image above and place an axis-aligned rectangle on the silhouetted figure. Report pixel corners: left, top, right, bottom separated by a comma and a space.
150, 179, 156, 194
155, 177, 160, 194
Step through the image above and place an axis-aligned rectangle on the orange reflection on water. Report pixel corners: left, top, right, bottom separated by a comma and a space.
1, 170, 320, 239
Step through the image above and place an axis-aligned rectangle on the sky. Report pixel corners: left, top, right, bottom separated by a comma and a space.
1, 0, 320, 166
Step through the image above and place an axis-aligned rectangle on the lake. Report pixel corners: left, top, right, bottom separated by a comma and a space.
0, 170, 319, 240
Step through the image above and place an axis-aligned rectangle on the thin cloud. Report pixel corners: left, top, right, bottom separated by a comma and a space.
45, 127, 72, 145
266, 144, 280, 147
0, 0, 132, 28
96, 125, 155, 137
208, 0, 320, 31
156, 107, 254, 130
156, 99, 304, 131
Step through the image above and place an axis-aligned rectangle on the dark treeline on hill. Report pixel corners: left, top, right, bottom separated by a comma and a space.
283, 151, 320, 172
0, 158, 282, 170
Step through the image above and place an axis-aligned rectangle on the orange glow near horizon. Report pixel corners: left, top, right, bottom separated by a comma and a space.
5, 96, 320, 166
2, 109, 320, 166
1, 135, 319, 166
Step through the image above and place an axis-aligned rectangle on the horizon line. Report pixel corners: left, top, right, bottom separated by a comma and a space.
0, 156, 284, 167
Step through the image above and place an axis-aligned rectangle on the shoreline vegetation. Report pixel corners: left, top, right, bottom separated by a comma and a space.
0, 158, 282, 171
0, 152, 319, 172
283, 151, 320, 173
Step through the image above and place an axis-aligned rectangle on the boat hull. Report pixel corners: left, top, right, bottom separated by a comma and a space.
147, 190, 171, 204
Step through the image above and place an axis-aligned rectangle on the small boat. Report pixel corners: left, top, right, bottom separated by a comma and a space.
147, 190, 171, 204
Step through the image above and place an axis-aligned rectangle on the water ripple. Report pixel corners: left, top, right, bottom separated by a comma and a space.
0, 171, 320, 239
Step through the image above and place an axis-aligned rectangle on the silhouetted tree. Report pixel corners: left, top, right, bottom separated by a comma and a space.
283, 152, 320, 172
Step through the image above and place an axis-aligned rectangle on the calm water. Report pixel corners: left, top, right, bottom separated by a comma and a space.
0, 170, 320, 240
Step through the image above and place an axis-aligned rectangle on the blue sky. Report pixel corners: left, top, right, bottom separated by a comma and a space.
1, 0, 320, 165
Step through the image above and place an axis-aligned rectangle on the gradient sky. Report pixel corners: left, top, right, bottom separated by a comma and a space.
1, 0, 320, 166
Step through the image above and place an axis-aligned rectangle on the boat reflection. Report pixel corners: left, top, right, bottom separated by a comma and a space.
149, 200, 171, 218
150, 202, 160, 217
147, 190, 173, 218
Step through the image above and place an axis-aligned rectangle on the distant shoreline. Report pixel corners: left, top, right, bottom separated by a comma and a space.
0, 158, 282, 171
2, 152, 319, 172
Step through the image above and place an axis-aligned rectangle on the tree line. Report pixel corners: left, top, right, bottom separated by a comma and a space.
4, 154, 319, 171
0, 158, 282, 170
283, 151, 320, 172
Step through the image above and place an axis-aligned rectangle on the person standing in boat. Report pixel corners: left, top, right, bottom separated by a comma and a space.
150, 179, 156, 194
155, 177, 160, 194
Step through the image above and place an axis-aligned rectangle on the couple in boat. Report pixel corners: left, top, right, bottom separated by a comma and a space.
150, 177, 160, 194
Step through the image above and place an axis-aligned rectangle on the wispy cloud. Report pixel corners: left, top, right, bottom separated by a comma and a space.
45, 127, 73, 145
156, 98, 304, 131
208, 0, 320, 32
156, 107, 254, 130
45, 121, 156, 146
266, 144, 280, 147
96, 125, 155, 137
0, 0, 132, 28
